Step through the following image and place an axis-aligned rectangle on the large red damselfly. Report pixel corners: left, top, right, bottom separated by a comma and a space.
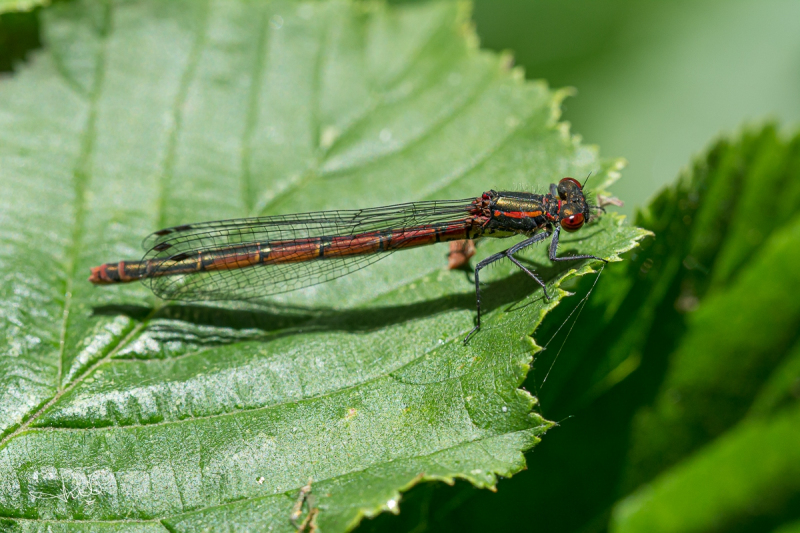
89, 177, 607, 343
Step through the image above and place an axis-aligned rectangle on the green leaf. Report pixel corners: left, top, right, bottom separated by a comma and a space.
610, 125, 800, 533
0, 0, 645, 531
612, 403, 800, 533
0, 9, 41, 73
775, 519, 800, 533
0, 0, 45, 15
621, 126, 800, 487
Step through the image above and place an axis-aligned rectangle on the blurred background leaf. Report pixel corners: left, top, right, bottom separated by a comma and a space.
0, 0, 47, 16
0, 7, 39, 71
609, 126, 800, 533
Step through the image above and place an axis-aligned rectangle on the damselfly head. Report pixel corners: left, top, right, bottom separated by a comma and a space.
557, 177, 591, 232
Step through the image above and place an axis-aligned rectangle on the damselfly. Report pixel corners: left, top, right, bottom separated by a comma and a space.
90, 177, 607, 343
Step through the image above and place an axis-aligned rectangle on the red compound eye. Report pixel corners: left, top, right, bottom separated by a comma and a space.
561, 212, 585, 232
560, 177, 583, 190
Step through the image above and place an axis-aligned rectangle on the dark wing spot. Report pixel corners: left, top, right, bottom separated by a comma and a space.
154, 229, 172, 236
170, 252, 190, 261
153, 243, 172, 252
173, 225, 193, 232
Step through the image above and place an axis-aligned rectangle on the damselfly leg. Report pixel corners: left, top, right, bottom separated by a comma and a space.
463, 223, 608, 344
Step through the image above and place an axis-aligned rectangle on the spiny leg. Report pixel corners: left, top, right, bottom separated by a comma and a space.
464, 231, 551, 344
507, 255, 547, 292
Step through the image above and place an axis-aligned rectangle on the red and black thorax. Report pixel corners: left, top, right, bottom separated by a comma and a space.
471, 190, 560, 237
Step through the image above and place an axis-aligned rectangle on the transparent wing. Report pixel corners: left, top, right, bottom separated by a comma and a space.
141, 199, 476, 301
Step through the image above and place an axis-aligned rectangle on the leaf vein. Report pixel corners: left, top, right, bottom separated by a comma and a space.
154, 0, 212, 230
320, 66, 498, 179
240, 5, 270, 214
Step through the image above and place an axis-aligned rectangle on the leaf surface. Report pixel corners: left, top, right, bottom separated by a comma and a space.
0, 1, 645, 531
